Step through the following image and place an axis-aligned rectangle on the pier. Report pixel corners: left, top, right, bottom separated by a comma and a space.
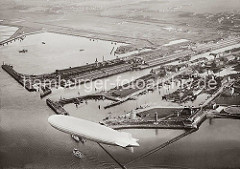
1, 59, 133, 92
57, 94, 119, 106
0, 34, 26, 46
1, 64, 36, 91
108, 123, 195, 130
46, 94, 119, 116
104, 97, 129, 109
46, 99, 69, 115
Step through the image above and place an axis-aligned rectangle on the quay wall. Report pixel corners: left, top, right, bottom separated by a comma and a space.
1, 64, 36, 92
108, 124, 194, 130
58, 94, 119, 106
46, 99, 69, 115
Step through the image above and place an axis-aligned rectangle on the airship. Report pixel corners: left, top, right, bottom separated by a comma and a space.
48, 115, 139, 148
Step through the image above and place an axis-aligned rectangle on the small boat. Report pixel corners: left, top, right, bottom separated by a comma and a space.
19, 49, 28, 53
73, 148, 83, 159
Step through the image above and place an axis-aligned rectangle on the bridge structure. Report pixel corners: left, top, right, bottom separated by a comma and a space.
0, 34, 26, 46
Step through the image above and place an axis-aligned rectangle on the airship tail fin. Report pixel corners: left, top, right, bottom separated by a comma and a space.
115, 140, 130, 147
115, 132, 139, 147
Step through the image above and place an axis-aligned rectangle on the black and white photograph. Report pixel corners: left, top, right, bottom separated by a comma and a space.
1, 0, 240, 168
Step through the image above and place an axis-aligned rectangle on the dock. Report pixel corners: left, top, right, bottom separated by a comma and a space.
108, 123, 194, 130
46, 99, 69, 115
0, 34, 26, 46
104, 97, 129, 109
58, 94, 119, 106
46, 94, 119, 115
1, 59, 133, 92
1, 64, 36, 91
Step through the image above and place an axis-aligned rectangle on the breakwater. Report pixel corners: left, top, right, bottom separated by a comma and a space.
1, 64, 36, 91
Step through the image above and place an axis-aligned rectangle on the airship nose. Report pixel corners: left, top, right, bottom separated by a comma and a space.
48, 115, 59, 126
48, 115, 55, 123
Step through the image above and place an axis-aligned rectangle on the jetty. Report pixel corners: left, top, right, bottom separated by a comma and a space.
57, 94, 119, 106
46, 99, 69, 115
1, 64, 36, 91
0, 34, 26, 46
40, 86, 52, 98
46, 94, 119, 115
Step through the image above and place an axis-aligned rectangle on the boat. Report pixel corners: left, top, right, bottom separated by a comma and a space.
72, 148, 83, 159
19, 49, 28, 53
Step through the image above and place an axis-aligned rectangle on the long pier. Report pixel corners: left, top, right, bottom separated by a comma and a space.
46, 99, 69, 115
108, 123, 194, 130
46, 94, 119, 115
104, 97, 129, 109
58, 94, 119, 106
1, 64, 36, 91
1, 59, 133, 92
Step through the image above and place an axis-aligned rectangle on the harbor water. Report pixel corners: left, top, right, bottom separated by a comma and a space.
1, 32, 126, 74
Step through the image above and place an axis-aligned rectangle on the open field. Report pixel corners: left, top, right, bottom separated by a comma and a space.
1, 0, 240, 49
